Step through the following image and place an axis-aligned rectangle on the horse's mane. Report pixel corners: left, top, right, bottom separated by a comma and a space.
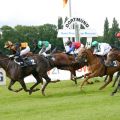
0, 51, 7, 57
111, 45, 120, 51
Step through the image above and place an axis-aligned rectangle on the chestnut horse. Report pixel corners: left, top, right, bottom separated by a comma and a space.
76, 48, 120, 91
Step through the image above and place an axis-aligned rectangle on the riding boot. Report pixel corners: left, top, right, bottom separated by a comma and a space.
19, 56, 27, 67
73, 53, 77, 59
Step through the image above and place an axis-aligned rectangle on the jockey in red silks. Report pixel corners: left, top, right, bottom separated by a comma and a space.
65, 40, 84, 57
115, 32, 120, 40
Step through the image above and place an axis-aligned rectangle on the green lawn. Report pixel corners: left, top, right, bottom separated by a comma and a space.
0, 78, 120, 120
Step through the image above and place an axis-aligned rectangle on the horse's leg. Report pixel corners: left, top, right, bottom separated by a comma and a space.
8, 80, 16, 92
29, 74, 42, 95
80, 73, 94, 89
41, 74, 51, 96
99, 74, 113, 90
71, 70, 77, 84
112, 71, 120, 87
104, 75, 108, 83
83, 73, 93, 84
8, 80, 23, 92
19, 79, 30, 92
111, 77, 120, 96
80, 71, 101, 89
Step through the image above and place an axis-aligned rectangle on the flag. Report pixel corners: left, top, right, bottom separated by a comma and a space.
63, 0, 68, 7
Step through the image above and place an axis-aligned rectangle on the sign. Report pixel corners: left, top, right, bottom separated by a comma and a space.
0, 68, 6, 85
64, 17, 89, 29
57, 29, 98, 38
24, 66, 89, 83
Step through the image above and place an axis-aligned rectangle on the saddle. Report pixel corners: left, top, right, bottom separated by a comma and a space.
14, 52, 36, 67
97, 55, 118, 67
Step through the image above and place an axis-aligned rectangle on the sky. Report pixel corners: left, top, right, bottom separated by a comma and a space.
0, 0, 120, 35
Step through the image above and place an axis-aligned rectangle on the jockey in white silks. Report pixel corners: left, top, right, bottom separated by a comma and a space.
91, 41, 112, 56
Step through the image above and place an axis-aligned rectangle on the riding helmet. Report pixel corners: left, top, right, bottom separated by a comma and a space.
91, 41, 98, 47
65, 40, 72, 45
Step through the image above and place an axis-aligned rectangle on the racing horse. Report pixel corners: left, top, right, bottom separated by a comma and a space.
105, 48, 120, 95
51, 52, 88, 84
76, 48, 120, 91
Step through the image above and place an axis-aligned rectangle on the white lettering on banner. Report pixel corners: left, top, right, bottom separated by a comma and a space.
57, 29, 98, 38
24, 66, 89, 83
0, 68, 6, 85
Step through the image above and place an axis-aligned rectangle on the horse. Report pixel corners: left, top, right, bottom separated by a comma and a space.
105, 48, 120, 66
51, 52, 88, 84
1, 49, 68, 95
76, 48, 120, 91
105, 48, 120, 95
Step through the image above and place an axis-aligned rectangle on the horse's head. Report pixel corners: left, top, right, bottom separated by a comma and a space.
76, 48, 88, 62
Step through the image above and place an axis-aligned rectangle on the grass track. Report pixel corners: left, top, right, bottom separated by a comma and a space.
0, 78, 120, 120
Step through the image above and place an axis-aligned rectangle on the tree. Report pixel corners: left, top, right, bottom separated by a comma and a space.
109, 18, 119, 45
58, 17, 63, 29
103, 17, 109, 42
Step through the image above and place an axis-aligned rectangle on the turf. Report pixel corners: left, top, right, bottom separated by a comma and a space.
0, 78, 120, 120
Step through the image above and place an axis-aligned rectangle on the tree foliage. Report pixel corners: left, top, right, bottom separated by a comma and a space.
0, 24, 64, 54
58, 17, 63, 29
103, 17, 109, 42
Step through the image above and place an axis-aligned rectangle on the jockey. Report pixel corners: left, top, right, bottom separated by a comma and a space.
4, 41, 30, 67
14, 42, 31, 67
91, 41, 112, 56
115, 32, 120, 40
13, 42, 30, 56
65, 40, 84, 57
33, 40, 51, 56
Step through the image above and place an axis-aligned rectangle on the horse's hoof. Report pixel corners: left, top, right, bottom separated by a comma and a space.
57, 79, 60, 82
80, 86, 83, 90
111, 93, 114, 96
99, 87, 103, 90
29, 90, 32, 95
42, 91, 45, 96
87, 81, 94, 84
95, 80, 100, 82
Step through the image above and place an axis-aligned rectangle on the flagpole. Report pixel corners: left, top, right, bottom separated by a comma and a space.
69, 0, 72, 17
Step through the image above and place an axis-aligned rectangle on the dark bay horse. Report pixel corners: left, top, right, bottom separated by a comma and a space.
76, 48, 120, 90
105, 48, 120, 95
105, 48, 120, 66
0, 51, 66, 95
51, 52, 88, 84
